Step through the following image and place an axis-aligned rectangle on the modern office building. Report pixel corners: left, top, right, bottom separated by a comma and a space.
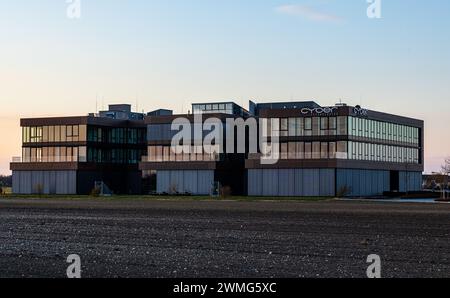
140, 101, 424, 197
11, 100, 424, 197
246, 102, 424, 196
11, 104, 146, 194
139, 102, 249, 195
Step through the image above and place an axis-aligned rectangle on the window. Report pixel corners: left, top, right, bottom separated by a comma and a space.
22, 148, 30, 162
170, 146, 177, 161
357, 118, 363, 137
66, 147, 73, 162
66, 126, 72, 141
29, 126, 43, 143
280, 118, 288, 137
304, 118, 312, 136
163, 146, 170, 161
61, 126, 67, 142
148, 146, 155, 161
79, 146, 87, 162
312, 142, 320, 159
321, 143, 328, 159
364, 120, 369, 138
43, 126, 49, 142
288, 142, 296, 159
296, 142, 304, 159
336, 141, 348, 159
296, 118, 304, 136
156, 146, 163, 162
328, 117, 337, 136
262, 119, 271, 137
281, 143, 288, 159
348, 117, 354, 136
329, 142, 336, 159
305, 143, 312, 159
23, 127, 30, 143
312, 118, 320, 136
320, 117, 328, 136
288, 118, 296, 137
60, 147, 67, 162
55, 126, 61, 142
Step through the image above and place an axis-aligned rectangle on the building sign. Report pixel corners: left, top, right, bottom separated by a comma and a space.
301, 107, 338, 115
353, 106, 369, 117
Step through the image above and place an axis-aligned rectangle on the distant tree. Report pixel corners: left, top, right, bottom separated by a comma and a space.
0, 175, 12, 187
440, 157, 450, 200
442, 157, 450, 176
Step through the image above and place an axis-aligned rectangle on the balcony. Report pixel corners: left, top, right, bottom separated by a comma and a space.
140, 153, 221, 163
11, 156, 87, 163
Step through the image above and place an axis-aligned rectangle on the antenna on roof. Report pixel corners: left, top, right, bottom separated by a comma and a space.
335, 98, 347, 107
135, 92, 139, 113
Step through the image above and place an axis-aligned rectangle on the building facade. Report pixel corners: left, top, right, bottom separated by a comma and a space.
246, 102, 423, 197
11, 105, 146, 194
140, 102, 249, 195
11, 101, 424, 197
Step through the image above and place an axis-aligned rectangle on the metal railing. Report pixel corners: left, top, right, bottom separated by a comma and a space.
11, 156, 87, 163
141, 153, 221, 163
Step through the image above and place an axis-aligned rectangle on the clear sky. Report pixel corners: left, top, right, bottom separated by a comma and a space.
1, 0, 449, 174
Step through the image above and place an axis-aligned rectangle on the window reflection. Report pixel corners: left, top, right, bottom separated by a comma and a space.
146, 145, 221, 162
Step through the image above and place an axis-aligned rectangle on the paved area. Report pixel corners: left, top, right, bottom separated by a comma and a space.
0, 198, 449, 278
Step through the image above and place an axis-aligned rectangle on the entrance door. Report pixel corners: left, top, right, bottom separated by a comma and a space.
390, 171, 400, 192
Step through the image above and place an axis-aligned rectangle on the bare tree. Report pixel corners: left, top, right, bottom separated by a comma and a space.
440, 157, 450, 200
442, 157, 450, 175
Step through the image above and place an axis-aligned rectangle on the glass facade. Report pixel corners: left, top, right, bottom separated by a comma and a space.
260, 116, 421, 164
23, 125, 87, 143
146, 145, 221, 162
348, 116, 419, 145
86, 148, 143, 164
193, 103, 234, 115
266, 116, 348, 137
192, 103, 248, 116
21, 125, 146, 164
348, 141, 419, 164
255, 141, 348, 160
22, 146, 86, 163
87, 126, 146, 144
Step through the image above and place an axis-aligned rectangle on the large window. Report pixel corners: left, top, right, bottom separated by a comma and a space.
337, 116, 347, 135
347, 141, 419, 164
146, 145, 220, 162
22, 146, 85, 163
347, 117, 420, 145
22, 125, 87, 143
272, 141, 348, 160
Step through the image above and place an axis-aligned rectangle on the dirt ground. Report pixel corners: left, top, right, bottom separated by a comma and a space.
1, 198, 449, 278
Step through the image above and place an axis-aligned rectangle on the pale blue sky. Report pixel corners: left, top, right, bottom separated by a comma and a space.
1, 0, 449, 174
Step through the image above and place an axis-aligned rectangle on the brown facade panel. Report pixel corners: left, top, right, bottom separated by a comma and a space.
21, 116, 146, 128
10, 162, 79, 171
21, 117, 88, 126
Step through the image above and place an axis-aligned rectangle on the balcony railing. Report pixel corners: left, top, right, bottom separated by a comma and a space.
11, 156, 87, 163
247, 152, 349, 160
141, 153, 221, 163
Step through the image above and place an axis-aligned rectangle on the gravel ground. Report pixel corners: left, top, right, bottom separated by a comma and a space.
0, 198, 450, 278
